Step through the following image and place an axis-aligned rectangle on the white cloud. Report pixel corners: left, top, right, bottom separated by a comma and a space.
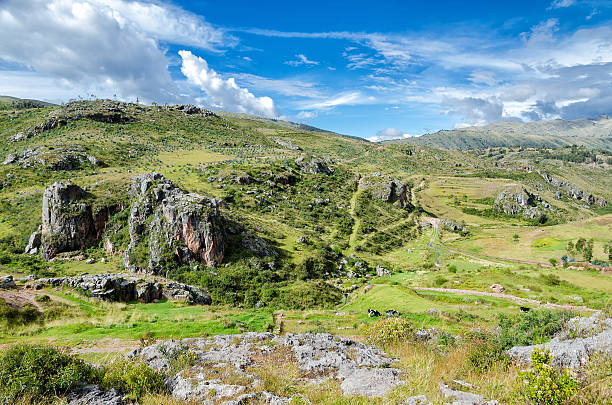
367, 127, 411, 142
285, 54, 319, 67
297, 111, 317, 119
0, 0, 183, 103
231, 73, 323, 98
89, 0, 232, 50
469, 71, 499, 86
179, 50, 277, 118
300, 91, 367, 110
548, 0, 575, 9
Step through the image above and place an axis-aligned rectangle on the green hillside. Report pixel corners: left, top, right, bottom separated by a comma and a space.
0, 99, 610, 404
389, 116, 612, 150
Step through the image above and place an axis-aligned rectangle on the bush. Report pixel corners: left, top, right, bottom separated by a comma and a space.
363, 318, 414, 347
102, 359, 165, 401
498, 309, 575, 349
515, 348, 577, 405
0, 298, 40, 328
0, 344, 99, 403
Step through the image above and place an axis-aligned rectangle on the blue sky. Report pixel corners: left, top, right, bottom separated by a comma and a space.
1, 0, 611, 140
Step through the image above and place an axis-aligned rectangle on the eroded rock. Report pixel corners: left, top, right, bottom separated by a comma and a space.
358, 173, 410, 208
124, 172, 226, 274
507, 313, 612, 369
67, 384, 124, 405
128, 332, 401, 402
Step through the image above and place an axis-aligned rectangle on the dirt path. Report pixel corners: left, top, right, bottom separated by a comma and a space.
0, 289, 43, 310
413, 287, 597, 312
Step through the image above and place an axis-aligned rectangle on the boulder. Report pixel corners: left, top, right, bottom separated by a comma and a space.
489, 284, 504, 293
124, 173, 226, 274
376, 265, 391, 277
0, 275, 17, 289
358, 173, 410, 208
24, 231, 41, 255
40, 182, 118, 259
274, 138, 302, 151
295, 155, 332, 175
67, 384, 124, 405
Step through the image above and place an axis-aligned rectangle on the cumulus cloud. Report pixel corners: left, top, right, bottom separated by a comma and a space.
179, 50, 277, 117
297, 111, 317, 119
285, 54, 319, 67
0, 0, 231, 103
367, 127, 411, 142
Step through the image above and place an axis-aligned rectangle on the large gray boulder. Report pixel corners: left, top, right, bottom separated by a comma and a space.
67, 384, 124, 405
507, 313, 612, 369
35, 273, 211, 304
40, 182, 118, 259
358, 173, 410, 208
494, 186, 550, 219
124, 173, 226, 274
0, 275, 17, 289
295, 155, 332, 175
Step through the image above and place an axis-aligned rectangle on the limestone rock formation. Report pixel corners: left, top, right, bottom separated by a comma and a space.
507, 313, 612, 369
359, 173, 410, 208
40, 182, 118, 260
34, 273, 211, 304
0, 275, 16, 289
128, 332, 402, 402
67, 384, 124, 405
539, 171, 607, 207
295, 155, 333, 175
24, 231, 41, 255
494, 186, 551, 219
124, 173, 225, 274
2, 147, 103, 171
274, 138, 302, 151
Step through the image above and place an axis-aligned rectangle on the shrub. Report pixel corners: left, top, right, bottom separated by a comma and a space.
102, 359, 165, 401
0, 344, 99, 403
0, 298, 40, 327
515, 348, 577, 405
433, 275, 448, 287
363, 318, 414, 347
498, 309, 575, 349
540, 273, 561, 286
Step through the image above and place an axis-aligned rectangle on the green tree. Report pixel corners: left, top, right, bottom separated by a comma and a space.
583, 239, 594, 262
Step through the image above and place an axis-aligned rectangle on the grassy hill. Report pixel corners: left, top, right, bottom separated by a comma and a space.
389, 116, 612, 150
0, 98, 610, 404
0, 95, 56, 110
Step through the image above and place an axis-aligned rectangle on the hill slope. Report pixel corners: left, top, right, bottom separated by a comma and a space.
389, 116, 612, 150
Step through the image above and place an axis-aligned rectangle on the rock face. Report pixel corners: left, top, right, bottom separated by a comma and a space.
358, 173, 409, 208
40, 182, 118, 260
507, 313, 612, 369
128, 332, 402, 402
539, 171, 607, 207
67, 384, 124, 405
34, 273, 211, 304
124, 173, 226, 274
494, 186, 551, 219
295, 155, 333, 175
24, 231, 41, 255
9, 117, 67, 142
0, 275, 17, 289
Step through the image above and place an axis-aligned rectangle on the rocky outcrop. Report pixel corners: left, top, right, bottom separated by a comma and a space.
295, 155, 333, 175
128, 332, 402, 401
9, 117, 66, 142
274, 138, 302, 151
40, 182, 119, 260
538, 171, 606, 207
34, 273, 211, 304
358, 173, 410, 208
124, 173, 226, 274
167, 104, 218, 117
439, 219, 468, 233
507, 313, 612, 369
67, 384, 124, 405
24, 231, 41, 255
494, 186, 551, 219
0, 275, 17, 289
2, 147, 103, 171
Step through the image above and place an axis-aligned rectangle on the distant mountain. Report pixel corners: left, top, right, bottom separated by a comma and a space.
386, 116, 612, 150
0, 95, 57, 109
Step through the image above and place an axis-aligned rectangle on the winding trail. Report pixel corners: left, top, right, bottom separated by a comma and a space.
413, 287, 597, 312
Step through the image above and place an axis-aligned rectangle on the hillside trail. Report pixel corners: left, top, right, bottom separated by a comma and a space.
0, 286, 72, 311
412, 286, 598, 312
